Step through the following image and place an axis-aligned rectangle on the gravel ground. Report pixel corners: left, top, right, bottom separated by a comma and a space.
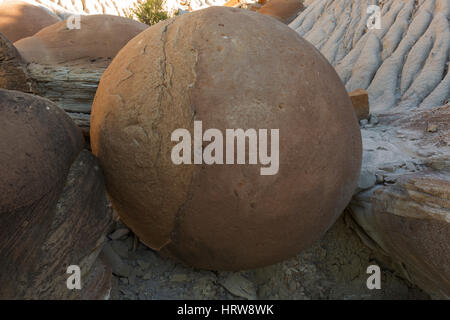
104, 212, 429, 300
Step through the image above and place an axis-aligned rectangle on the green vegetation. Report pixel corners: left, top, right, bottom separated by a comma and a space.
125, 0, 169, 26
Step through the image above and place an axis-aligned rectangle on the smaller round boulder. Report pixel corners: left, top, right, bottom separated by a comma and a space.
0, 1, 60, 42
14, 14, 148, 67
258, 0, 304, 24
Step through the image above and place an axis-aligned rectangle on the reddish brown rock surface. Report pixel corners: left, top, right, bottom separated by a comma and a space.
349, 88, 370, 121
258, 0, 304, 24
0, 0, 59, 42
91, 7, 362, 271
0, 31, 34, 92
14, 14, 147, 67
0, 89, 112, 299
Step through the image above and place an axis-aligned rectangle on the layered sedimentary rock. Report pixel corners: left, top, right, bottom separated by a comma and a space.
0, 89, 113, 299
90, 7, 362, 270
349, 104, 450, 299
290, 0, 449, 298
13, 14, 147, 134
0, 0, 60, 42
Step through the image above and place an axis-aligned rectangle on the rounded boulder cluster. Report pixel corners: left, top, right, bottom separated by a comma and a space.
91, 7, 362, 270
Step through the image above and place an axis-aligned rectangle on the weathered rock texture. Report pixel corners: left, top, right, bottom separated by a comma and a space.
0, 32, 34, 92
14, 14, 147, 66
350, 104, 450, 299
0, 0, 60, 42
349, 88, 370, 121
290, 0, 449, 298
0, 89, 113, 299
258, 0, 304, 24
12, 14, 147, 135
90, 7, 362, 270
289, 0, 449, 112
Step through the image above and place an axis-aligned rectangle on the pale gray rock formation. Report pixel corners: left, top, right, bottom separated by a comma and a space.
26, 63, 104, 135
289, 0, 449, 113
291, 0, 449, 298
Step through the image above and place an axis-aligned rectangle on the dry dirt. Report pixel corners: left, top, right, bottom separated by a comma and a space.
106, 211, 429, 300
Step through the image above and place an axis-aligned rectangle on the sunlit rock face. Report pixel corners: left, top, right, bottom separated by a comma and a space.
14, 14, 147, 67
0, 0, 60, 42
0, 0, 236, 18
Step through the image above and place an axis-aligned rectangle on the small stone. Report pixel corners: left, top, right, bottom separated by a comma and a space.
171, 273, 190, 282
137, 259, 150, 270
128, 270, 136, 286
288, 281, 297, 291
143, 271, 153, 280
349, 88, 370, 121
102, 243, 130, 278
219, 273, 257, 300
384, 176, 397, 184
111, 240, 129, 259
357, 170, 376, 191
369, 114, 379, 125
427, 123, 438, 132
135, 268, 144, 278
360, 119, 369, 127
375, 173, 384, 184
108, 228, 130, 240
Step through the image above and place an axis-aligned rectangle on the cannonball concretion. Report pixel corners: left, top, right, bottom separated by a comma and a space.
90, 7, 362, 270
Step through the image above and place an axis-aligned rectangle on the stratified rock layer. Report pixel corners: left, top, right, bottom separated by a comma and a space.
91, 7, 362, 271
349, 104, 450, 299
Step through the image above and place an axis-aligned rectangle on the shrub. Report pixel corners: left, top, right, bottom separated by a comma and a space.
126, 0, 169, 26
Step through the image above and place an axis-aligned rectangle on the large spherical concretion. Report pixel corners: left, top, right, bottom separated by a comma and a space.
0, 1, 59, 42
14, 14, 147, 66
91, 7, 362, 270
